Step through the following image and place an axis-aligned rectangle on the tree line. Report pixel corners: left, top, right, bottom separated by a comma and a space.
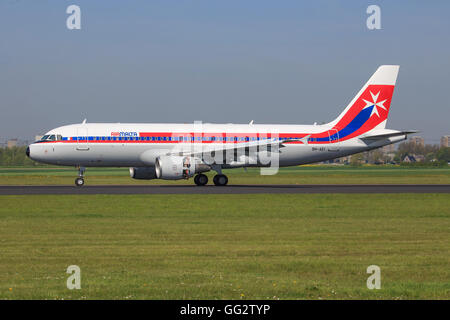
395, 142, 449, 164
350, 143, 449, 166
0, 146, 42, 166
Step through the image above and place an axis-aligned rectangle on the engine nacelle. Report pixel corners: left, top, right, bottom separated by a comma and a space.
129, 167, 157, 180
155, 156, 210, 180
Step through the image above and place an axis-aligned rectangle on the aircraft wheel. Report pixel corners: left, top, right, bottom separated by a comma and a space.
213, 174, 228, 186
75, 177, 85, 187
194, 174, 208, 186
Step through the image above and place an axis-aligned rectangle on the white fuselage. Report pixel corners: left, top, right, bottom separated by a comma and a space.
28, 122, 404, 168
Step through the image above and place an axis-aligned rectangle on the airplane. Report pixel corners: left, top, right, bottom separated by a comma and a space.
26, 65, 416, 187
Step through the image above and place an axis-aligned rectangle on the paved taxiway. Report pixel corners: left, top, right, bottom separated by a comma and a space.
0, 184, 449, 195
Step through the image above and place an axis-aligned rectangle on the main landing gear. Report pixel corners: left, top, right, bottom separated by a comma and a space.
213, 174, 228, 186
193, 173, 228, 186
194, 173, 208, 186
75, 166, 85, 187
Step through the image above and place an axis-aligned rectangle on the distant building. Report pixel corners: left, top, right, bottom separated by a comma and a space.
382, 144, 396, 153
7, 139, 18, 148
441, 135, 449, 148
410, 136, 425, 147
403, 154, 424, 163
336, 156, 351, 164
385, 153, 396, 163
403, 155, 416, 163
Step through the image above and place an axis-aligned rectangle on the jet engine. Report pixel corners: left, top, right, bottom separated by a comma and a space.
129, 167, 157, 180
155, 156, 210, 180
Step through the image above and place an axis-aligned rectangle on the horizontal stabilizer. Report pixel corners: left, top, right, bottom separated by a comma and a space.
360, 130, 418, 142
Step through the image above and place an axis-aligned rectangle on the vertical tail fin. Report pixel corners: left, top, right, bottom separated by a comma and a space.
327, 65, 399, 139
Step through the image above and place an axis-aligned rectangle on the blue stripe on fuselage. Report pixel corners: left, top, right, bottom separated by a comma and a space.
315, 105, 373, 142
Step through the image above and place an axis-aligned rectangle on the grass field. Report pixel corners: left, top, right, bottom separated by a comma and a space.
0, 165, 449, 185
1, 193, 449, 299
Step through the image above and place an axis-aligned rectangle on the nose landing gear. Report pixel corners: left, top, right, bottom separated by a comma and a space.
75, 177, 84, 187
75, 166, 85, 187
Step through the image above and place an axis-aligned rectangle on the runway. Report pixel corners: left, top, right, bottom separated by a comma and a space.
0, 184, 449, 195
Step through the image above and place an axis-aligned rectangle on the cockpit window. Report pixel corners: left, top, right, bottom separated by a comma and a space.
40, 134, 62, 141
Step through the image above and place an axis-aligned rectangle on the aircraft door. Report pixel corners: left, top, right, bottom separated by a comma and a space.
76, 127, 90, 151
327, 129, 340, 152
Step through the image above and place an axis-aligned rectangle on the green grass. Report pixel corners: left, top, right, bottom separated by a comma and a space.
0, 165, 449, 185
0, 194, 448, 299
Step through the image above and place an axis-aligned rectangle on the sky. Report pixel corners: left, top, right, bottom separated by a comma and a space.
0, 0, 449, 144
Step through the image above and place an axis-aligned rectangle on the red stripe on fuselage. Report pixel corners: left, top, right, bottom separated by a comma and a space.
42, 131, 342, 145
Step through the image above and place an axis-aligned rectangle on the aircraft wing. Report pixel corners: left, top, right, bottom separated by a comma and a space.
167, 136, 309, 157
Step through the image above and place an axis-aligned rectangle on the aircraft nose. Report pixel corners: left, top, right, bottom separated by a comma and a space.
26, 146, 30, 158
